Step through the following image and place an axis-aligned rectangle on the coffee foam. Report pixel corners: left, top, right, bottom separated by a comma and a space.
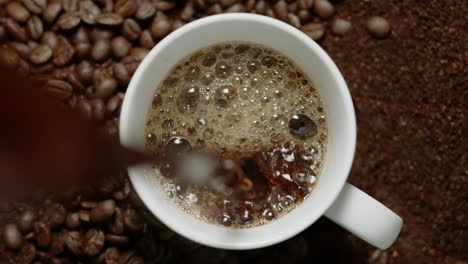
145, 42, 328, 227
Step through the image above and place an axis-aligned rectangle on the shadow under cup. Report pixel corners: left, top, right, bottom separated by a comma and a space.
120, 14, 356, 250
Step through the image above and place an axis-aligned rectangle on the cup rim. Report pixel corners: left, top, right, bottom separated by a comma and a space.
120, 13, 356, 249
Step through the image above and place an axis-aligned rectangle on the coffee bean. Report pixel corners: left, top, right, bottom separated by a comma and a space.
135, 1, 155, 20
106, 93, 122, 114
129, 47, 149, 61
301, 22, 325, 40
41, 31, 58, 49
65, 212, 80, 229
123, 207, 142, 231
16, 58, 31, 76
6, 2, 31, 23
122, 18, 141, 40
207, 3, 222, 15
9, 41, 31, 59
367, 16, 391, 38
18, 243, 36, 263
331, 18, 352, 35
18, 210, 36, 233
219, 0, 238, 8
46, 79, 73, 99
63, 0, 78, 12
288, 2, 298, 13
115, 0, 137, 18
76, 60, 94, 84
34, 221, 51, 247
97, 247, 121, 263
26, 16, 43, 40
66, 71, 85, 91
139, 30, 155, 49
273, 0, 288, 21
151, 12, 172, 40
154, 0, 175, 11
30, 62, 53, 74
266, 7, 276, 18
75, 41, 91, 58
313, 0, 334, 19
65, 231, 82, 255
5, 18, 28, 42
70, 26, 89, 44
226, 3, 245, 13
288, 13, 301, 28
43, 203, 66, 229
180, 1, 195, 21
105, 234, 129, 247
43, 1, 62, 24
113, 62, 130, 86
111, 36, 131, 58
3, 223, 23, 250
298, 0, 314, 10
29, 44, 52, 64
173, 19, 185, 30
95, 76, 117, 99
91, 28, 114, 42
91, 98, 106, 121
58, 12, 81, 30
90, 199, 116, 222
0, 25, 6, 42
298, 9, 310, 23
48, 230, 67, 256
77, 0, 99, 25
108, 207, 124, 234
78, 209, 91, 222
21, 0, 42, 14
82, 229, 105, 256
97, 13, 124, 26
121, 55, 141, 75
91, 39, 111, 61
53, 36, 74, 66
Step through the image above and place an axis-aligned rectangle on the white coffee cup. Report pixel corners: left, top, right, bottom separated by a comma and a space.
120, 13, 402, 250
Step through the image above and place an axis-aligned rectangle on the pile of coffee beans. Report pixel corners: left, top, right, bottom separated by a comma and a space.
0, 0, 393, 263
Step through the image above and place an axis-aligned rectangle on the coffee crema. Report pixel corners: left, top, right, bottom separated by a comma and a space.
145, 42, 328, 228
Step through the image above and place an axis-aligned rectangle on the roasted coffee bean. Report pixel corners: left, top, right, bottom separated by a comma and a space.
78, 99, 93, 119
71, 26, 89, 44
111, 36, 131, 58
150, 12, 172, 40
331, 18, 351, 35
139, 30, 155, 49
91, 28, 114, 42
97, 13, 124, 26
0, 25, 6, 42
43, 1, 62, 24
26, 16, 43, 40
91, 39, 111, 61
90, 199, 116, 222
298, 9, 310, 22
298, 0, 314, 9
129, 47, 148, 61
43, 203, 66, 229
48, 230, 67, 256
30, 62, 53, 74
18, 210, 36, 233
34, 221, 51, 247
288, 2, 298, 13
3, 223, 23, 250
207, 3, 222, 15
81, 200, 97, 209
115, 0, 137, 18
180, 1, 195, 21
97, 247, 120, 263
79, 209, 91, 222
313, 0, 334, 19
91, 98, 106, 121
173, 19, 185, 30
135, 1, 155, 20
9, 41, 31, 59
75, 41, 91, 58
63, 0, 78, 12
105, 234, 128, 247
154, 0, 175, 11
76, 60, 94, 84
46, 79, 73, 99
67, 71, 85, 91
121, 55, 140, 75
6, 1, 31, 23
53, 36, 74, 66
288, 13, 301, 28
79, 0, 100, 25
58, 12, 81, 30
18, 243, 36, 263
219, 0, 238, 8
226, 3, 245, 13
122, 18, 141, 40
367, 16, 391, 38
5, 18, 28, 42
301, 22, 325, 40
65, 231, 82, 255
273, 0, 288, 21
113, 62, 130, 86
41, 31, 59, 49
21, 0, 47, 15
95, 76, 117, 99
65, 212, 80, 229
0, 46, 21, 69
108, 207, 124, 234
29, 44, 52, 64
16, 58, 31, 76
123, 207, 142, 231
82, 229, 105, 256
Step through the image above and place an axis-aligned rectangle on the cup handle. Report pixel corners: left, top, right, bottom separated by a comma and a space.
324, 183, 403, 250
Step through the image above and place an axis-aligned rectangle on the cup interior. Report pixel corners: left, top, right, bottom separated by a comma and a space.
120, 14, 356, 250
